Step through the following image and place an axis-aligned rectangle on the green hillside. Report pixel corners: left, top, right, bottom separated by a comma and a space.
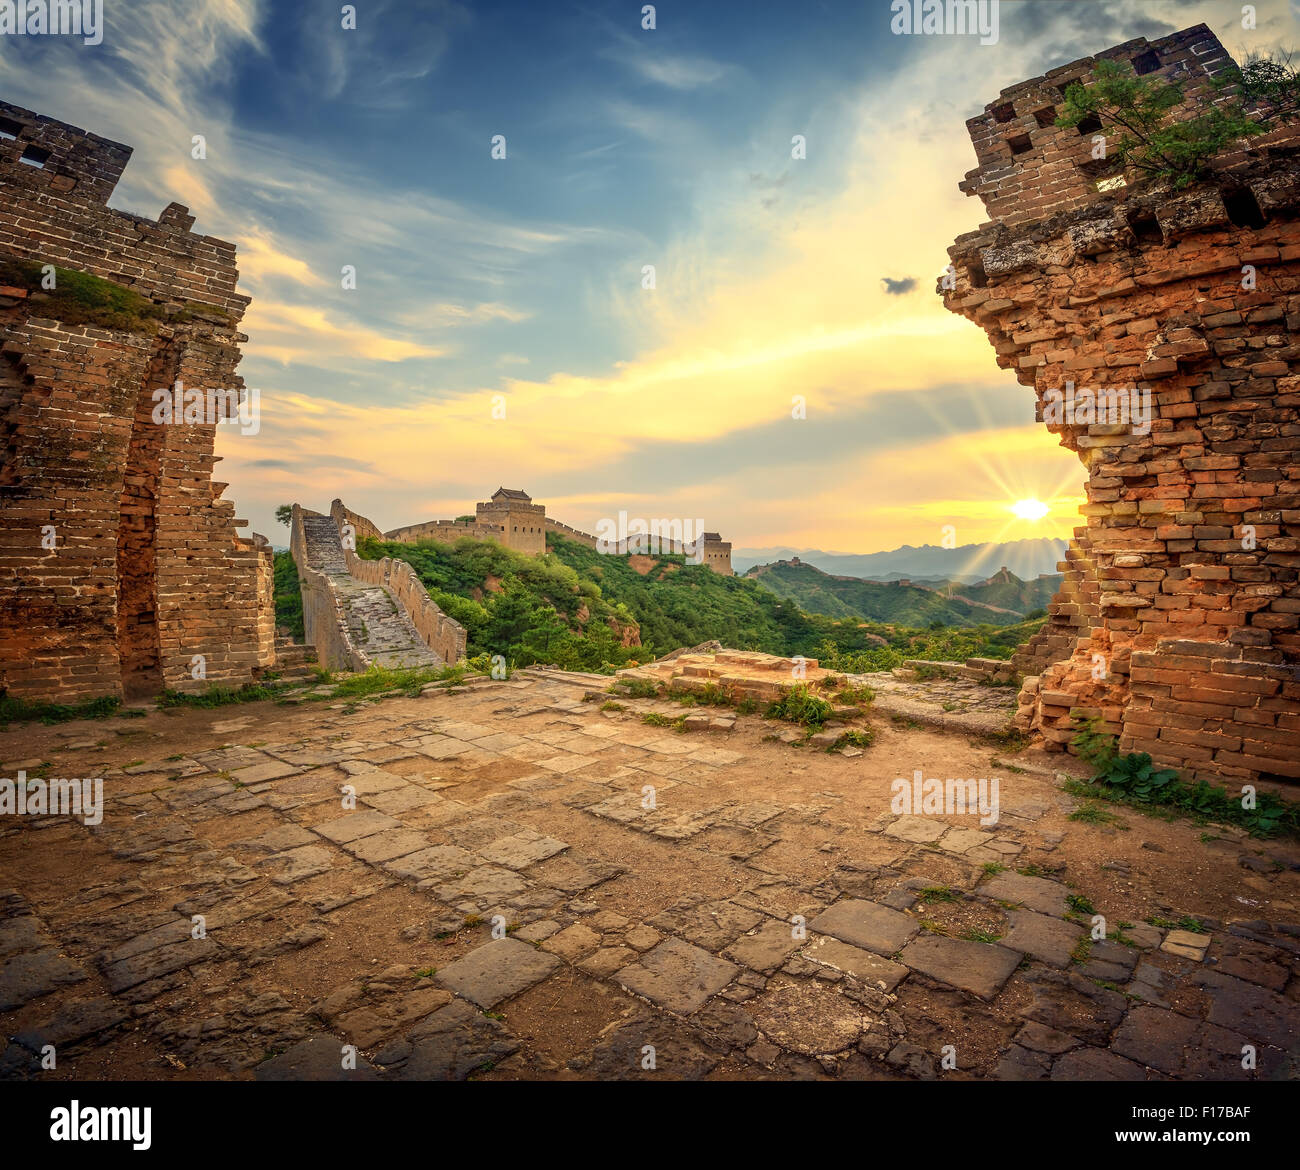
746, 560, 1057, 626
349, 532, 1046, 673
959, 567, 1061, 615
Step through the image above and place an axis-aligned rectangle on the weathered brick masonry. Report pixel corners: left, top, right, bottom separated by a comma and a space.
942, 26, 1300, 786
0, 101, 274, 700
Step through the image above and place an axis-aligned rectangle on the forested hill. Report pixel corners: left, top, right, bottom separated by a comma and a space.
745, 559, 1059, 625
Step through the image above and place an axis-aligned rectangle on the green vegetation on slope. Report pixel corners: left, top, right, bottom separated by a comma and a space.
347, 532, 1047, 674
746, 559, 1059, 626
273, 551, 304, 641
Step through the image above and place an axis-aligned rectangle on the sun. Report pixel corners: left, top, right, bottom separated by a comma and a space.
1010, 498, 1050, 521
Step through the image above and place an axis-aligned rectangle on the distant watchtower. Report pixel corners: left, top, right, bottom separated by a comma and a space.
476, 488, 547, 555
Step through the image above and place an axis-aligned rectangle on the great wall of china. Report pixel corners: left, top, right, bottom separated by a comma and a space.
384, 486, 735, 575
1, 23, 1296, 797
942, 24, 1300, 786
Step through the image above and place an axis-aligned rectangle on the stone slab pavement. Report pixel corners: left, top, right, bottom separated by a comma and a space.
1, 667, 1298, 1080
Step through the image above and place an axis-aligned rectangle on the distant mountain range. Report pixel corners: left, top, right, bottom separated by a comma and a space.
731, 537, 1068, 583
744, 559, 1062, 627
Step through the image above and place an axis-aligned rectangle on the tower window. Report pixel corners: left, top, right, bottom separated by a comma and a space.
1007, 134, 1033, 155
991, 102, 1016, 124
1032, 107, 1056, 128
1221, 186, 1265, 229
1132, 50, 1161, 75
0, 116, 22, 141
19, 145, 50, 168
1076, 113, 1103, 136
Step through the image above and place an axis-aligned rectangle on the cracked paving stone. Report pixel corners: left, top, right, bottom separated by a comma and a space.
899, 934, 1021, 1000
1022, 969, 1128, 1043
434, 937, 562, 1008
800, 936, 908, 992
746, 980, 870, 1056
809, 899, 917, 956
478, 830, 568, 868
994, 1044, 1050, 1081
1210, 936, 1289, 992
1002, 909, 1083, 969
578, 1007, 718, 1080
542, 923, 601, 961
327, 990, 454, 1049
1109, 1004, 1200, 1075
1014, 1021, 1083, 1055
722, 920, 802, 973
1050, 1047, 1150, 1080
15, 998, 148, 1050
383, 844, 476, 882
616, 936, 737, 1015
342, 829, 431, 865
255, 1032, 379, 1081
256, 844, 335, 885
432, 866, 527, 903
978, 872, 1069, 916
649, 898, 763, 952
1077, 939, 1140, 983
103, 937, 219, 995
0, 949, 88, 1011
311, 810, 403, 844
387, 999, 521, 1080
1188, 968, 1299, 1050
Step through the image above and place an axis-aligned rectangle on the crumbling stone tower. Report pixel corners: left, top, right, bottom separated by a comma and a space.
942, 26, 1300, 786
0, 101, 275, 701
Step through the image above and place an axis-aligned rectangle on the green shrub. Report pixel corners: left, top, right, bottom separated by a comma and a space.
766, 684, 833, 729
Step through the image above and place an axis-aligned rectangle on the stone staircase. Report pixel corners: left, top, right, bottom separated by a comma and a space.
295, 508, 444, 671
272, 632, 319, 683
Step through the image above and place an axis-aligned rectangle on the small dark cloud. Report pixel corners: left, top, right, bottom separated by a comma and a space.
881, 276, 917, 296
748, 172, 789, 190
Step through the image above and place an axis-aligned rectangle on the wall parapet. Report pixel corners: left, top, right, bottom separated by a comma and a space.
344, 549, 466, 666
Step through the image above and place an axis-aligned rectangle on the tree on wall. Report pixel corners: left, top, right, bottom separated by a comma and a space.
1057, 58, 1264, 188
275, 504, 293, 527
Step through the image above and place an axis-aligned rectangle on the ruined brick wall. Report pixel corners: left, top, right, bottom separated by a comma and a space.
942, 26, 1300, 786
0, 101, 274, 700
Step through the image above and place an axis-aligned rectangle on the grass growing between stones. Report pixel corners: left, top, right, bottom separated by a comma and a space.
0, 693, 124, 727
765, 684, 833, 729
157, 681, 289, 709
1070, 720, 1300, 839
0, 258, 230, 333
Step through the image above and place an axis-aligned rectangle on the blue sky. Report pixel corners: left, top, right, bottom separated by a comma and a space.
1, 0, 1295, 551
